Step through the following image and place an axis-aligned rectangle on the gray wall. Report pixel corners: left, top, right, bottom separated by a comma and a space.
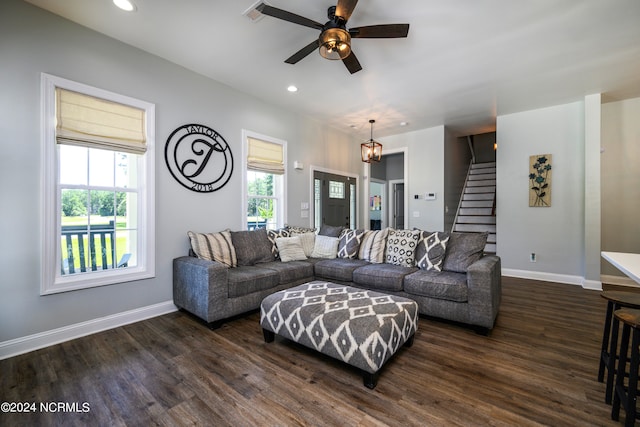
473, 132, 497, 164
0, 0, 360, 342
601, 96, 640, 277
496, 102, 586, 277
444, 130, 473, 232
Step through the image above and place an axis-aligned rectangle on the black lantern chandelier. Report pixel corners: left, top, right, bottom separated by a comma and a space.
361, 119, 382, 163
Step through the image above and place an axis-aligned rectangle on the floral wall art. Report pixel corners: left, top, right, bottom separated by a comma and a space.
529, 154, 552, 207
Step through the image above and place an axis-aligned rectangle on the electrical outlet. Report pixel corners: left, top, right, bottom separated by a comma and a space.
530, 253, 537, 262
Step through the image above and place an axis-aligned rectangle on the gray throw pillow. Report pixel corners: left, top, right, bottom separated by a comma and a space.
442, 232, 488, 273
230, 228, 275, 266
415, 230, 450, 271
318, 224, 345, 237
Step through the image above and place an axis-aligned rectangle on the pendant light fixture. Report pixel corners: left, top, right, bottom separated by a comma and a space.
361, 119, 382, 163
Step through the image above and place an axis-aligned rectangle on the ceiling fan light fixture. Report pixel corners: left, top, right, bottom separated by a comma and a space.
361, 119, 382, 163
319, 28, 351, 60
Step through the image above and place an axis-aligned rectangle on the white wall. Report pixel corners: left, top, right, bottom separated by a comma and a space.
496, 102, 587, 281
0, 1, 359, 345
376, 126, 445, 231
601, 96, 640, 278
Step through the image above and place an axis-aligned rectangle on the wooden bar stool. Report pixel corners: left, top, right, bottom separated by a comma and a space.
600, 291, 640, 404
612, 308, 640, 426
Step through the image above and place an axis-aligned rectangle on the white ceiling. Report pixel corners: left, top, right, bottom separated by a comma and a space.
25, 0, 640, 139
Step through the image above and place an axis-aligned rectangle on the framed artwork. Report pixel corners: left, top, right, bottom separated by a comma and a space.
529, 154, 552, 207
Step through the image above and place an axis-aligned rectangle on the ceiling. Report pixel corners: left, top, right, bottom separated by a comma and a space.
24, 0, 640, 139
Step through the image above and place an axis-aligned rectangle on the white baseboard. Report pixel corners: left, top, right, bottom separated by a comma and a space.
502, 268, 602, 291
0, 300, 177, 360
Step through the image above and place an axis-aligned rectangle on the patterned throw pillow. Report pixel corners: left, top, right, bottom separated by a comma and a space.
358, 228, 389, 263
415, 230, 450, 271
187, 229, 237, 267
266, 228, 290, 259
310, 235, 340, 259
275, 236, 307, 262
385, 229, 420, 267
285, 224, 316, 234
337, 229, 366, 259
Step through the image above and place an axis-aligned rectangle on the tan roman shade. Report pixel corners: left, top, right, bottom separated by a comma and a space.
55, 87, 146, 154
247, 137, 284, 174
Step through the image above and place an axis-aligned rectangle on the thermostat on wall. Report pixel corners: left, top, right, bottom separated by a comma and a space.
425, 192, 437, 200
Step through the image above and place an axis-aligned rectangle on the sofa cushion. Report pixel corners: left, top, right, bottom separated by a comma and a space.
337, 229, 365, 259
318, 224, 345, 237
231, 228, 275, 266
227, 266, 280, 298
403, 270, 468, 302
415, 231, 450, 271
352, 263, 417, 292
385, 229, 420, 267
311, 235, 339, 259
275, 236, 307, 262
266, 228, 290, 259
314, 258, 369, 282
442, 232, 488, 273
261, 261, 314, 285
358, 228, 389, 264
187, 229, 237, 267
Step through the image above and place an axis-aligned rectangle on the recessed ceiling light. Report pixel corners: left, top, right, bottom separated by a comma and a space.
113, 0, 136, 12
287, 85, 298, 92
400, 121, 408, 126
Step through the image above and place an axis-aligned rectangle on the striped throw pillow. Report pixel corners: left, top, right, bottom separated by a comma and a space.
187, 229, 237, 267
358, 228, 389, 263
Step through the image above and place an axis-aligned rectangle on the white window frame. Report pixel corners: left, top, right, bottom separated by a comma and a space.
40, 73, 155, 295
241, 130, 287, 230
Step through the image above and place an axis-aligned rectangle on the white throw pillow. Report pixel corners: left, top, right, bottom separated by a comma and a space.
310, 235, 339, 259
275, 236, 308, 262
297, 232, 316, 257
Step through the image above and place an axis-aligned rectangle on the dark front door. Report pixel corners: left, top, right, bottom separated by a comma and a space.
393, 182, 405, 229
314, 171, 355, 229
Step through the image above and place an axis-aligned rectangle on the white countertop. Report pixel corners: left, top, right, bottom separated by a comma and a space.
602, 251, 640, 285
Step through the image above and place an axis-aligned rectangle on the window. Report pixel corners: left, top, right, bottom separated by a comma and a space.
41, 74, 155, 295
243, 131, 286, 230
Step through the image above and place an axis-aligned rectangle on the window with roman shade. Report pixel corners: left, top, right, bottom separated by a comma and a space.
41, 73, 155, 295
247, 136, 284, 174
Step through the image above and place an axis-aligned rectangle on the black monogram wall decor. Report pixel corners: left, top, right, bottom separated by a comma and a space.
165, 124, 234, 193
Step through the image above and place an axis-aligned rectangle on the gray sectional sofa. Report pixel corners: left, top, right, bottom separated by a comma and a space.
173, 226, 501, 334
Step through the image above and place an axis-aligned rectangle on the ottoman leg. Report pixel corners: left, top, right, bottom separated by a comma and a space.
363, 371, 379, 389
263, 328, 275, 343
404, 334, 415, 348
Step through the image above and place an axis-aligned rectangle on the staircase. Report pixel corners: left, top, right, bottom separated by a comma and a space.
453, 162, 496, 254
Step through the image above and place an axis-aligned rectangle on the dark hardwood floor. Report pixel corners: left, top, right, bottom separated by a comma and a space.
0, 277, 634, 426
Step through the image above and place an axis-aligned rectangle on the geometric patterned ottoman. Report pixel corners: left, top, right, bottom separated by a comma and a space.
260, 281, 418, 389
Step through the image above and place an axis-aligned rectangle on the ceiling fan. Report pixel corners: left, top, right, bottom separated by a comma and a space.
256, 0, 409, 74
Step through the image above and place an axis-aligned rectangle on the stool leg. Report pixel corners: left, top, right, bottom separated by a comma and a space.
625, 328, 640, 427
600, 300, 614, 382
613, 323, 631, 422
607, 307, 622, 404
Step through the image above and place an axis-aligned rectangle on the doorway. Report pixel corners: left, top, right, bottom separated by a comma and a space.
366, 150, 407, 230
313, 170, 356, 230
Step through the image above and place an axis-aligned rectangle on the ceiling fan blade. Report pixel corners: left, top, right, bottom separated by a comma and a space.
342, 51, 362, 74
256, 3, 323, 30
335, 0, 359, 22
349, 24, 410, 38
285, 39, 320, 64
